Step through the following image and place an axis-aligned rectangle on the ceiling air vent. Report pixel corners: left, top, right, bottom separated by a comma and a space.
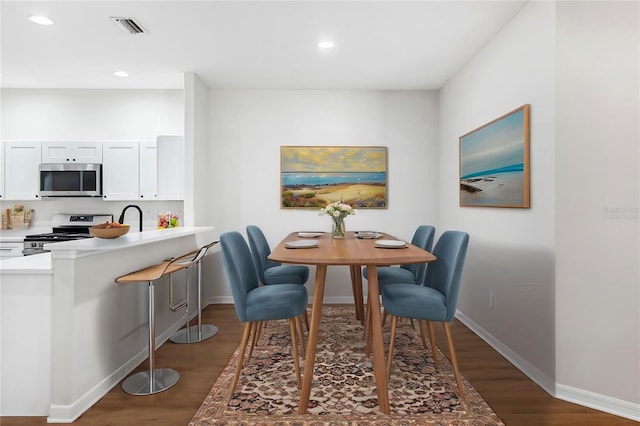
110, 17, 147, 35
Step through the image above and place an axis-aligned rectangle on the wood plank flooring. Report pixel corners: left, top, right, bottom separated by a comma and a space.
3, 304, 635, 426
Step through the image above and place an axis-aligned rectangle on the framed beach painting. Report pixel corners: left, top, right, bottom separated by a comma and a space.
459, 104, 530, 208
280, 146, 387, 209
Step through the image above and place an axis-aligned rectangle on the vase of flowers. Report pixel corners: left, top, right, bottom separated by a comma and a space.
321, 201, 356, 239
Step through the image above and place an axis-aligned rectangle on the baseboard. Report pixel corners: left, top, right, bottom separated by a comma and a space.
455, 310, 640, 423
454, 310, 555, 395
47, 314, 190, 423
556, 384, 640, 422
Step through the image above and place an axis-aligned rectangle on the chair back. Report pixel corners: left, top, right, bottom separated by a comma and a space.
220, 231, 261, 322
246, 225, 281, 283
423, 230, 469, 322
401, 225, 436, 283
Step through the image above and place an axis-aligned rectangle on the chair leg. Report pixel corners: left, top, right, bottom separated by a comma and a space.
230, 322, 252, 398
386, 315, 399, 380
289, 318, 302, 390
296, 315, 306, 360
418, 320, 429, 350
302, 309, 310, 331
442, 322, 464, 398
427, 321, 439, 368
247, 321, 262, 363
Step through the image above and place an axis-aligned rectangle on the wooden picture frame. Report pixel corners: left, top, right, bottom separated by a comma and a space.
459, 105, 530, 208
280, 146, 387, 209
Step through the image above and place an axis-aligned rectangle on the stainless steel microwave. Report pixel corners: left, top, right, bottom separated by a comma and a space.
39, 163, 102, 197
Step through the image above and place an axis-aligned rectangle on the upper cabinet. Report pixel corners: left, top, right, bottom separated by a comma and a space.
42, 142, 102, 163
0, 142, 4, 200
157, 136, 184, 200
102, 143, 140, 201
139, 142, 158, 200
4, 142, 41, 200
0, 139, 184, 202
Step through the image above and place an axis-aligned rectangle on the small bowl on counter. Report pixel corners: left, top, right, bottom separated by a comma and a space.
89, 224, 130, 239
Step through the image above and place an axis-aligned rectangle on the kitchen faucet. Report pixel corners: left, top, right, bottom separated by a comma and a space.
118, 204, 143, 232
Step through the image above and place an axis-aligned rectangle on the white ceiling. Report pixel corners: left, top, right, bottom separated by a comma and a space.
1, 1, 527, 90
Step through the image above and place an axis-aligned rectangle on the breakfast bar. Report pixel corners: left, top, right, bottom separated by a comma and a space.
0, 226, 215, 422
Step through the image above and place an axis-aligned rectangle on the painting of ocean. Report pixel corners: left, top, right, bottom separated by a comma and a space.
459, 105, 530, 208
281, 146, 387, 208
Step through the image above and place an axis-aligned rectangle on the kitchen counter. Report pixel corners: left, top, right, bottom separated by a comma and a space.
0, 251, 52, 273
1, 226, 216, 421
43, 226, 216, 256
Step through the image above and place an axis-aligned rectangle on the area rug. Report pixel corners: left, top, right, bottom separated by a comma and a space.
190, 306, 503, 425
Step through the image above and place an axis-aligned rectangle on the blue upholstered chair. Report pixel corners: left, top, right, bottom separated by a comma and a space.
220, 231, 308, 397
246, 225, 310, 286
362, 225, 435, 348
362, 225, 435, 291
381, 230, 469, 396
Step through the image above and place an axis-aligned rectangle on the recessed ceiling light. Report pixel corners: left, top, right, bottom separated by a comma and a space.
29, 16, 54, 26
318, 41, 335, 49
113, 71, 129, 78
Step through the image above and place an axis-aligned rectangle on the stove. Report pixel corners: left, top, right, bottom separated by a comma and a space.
23, 214, 113, 256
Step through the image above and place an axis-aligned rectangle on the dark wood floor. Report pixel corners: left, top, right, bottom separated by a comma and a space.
3, 304, 636, 425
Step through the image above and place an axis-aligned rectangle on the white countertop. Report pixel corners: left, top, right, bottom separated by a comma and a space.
0, 252, 53, 273
43, 226, 216, 254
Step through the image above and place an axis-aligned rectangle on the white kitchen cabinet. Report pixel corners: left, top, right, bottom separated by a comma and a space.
0, 242, 24, 259
139, 142, 158, 200
0, 141, 5, 200
4, 142, 41, 200
102, 143, 139, 200
42, 142, 102, 163
157, 135, 184, 200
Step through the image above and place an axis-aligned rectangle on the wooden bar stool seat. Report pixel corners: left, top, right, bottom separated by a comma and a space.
116, 254, 195, 395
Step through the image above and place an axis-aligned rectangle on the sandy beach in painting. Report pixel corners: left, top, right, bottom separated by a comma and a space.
460, 171, 524, 206
282, 182, 386, 208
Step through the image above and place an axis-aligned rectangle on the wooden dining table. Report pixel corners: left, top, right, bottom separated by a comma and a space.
269, 231, 437, 415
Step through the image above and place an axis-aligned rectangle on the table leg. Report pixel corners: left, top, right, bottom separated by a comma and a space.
349, 265, 365, 325
366, 266, 390, 414
298, 264, 327, 414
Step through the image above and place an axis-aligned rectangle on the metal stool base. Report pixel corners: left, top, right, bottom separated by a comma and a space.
170, 324, 219, 344
122, 368, 180, 395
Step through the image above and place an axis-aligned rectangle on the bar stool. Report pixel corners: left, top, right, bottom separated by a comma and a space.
170, 241, 219, 344
115, 255, 193, 395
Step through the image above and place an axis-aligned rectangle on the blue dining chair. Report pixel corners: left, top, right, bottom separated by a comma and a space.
220, 231, 308, 396
246, 225, 310, 286
381, 230, 469, 397
362, 225, 435, 348
362, 225, 436, 290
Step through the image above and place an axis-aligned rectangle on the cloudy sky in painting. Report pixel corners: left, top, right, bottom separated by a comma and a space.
281, 146, 387, 173
460, 108, 525, 176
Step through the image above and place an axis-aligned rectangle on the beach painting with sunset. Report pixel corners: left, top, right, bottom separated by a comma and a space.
281, 146, 387, 208
459, 105, 530, 208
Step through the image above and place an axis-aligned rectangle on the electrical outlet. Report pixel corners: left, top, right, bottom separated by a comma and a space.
489, 291, 495, 309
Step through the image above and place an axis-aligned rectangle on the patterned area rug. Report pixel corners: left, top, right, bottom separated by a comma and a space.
190, 306, 503, 425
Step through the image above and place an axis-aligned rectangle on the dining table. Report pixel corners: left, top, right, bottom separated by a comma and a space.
269, 230, 437, 415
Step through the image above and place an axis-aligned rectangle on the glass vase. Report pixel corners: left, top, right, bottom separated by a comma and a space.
331, 217, 346, 239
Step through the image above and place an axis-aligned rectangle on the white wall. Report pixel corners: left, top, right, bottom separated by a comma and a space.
0, 89, 185, 228
555, 0, 639, 414
204, 89, 439, 303
440, 0, 640, 420
439, 0, 557, 391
